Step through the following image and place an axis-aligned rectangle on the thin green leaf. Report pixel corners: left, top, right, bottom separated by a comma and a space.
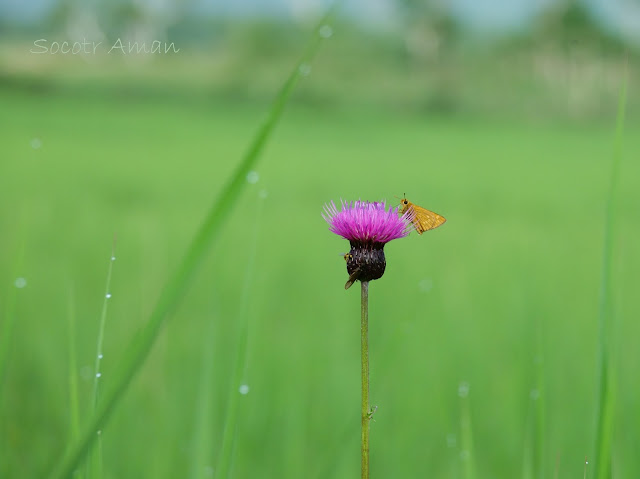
592, 60, 627, 479
214, 192, 265, 479
459, 382, 476, 479
0, 241, 25, 391
66, 287, 82, 479
88, 238, 117, 479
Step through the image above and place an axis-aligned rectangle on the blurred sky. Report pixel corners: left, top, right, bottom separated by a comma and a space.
1, 0, 640, 42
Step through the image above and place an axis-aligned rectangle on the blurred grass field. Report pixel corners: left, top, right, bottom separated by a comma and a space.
1, 86, 639, 478
1, 13, 640, 478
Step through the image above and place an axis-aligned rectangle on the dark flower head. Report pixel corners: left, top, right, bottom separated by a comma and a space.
322, 200, 414, 289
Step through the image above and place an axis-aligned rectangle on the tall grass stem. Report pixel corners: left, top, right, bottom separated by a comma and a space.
88, 238, 117, 479
189, 307, 218, 479
66, 288, 81, 479
0, 241, 25, 391
459, 382, 476, 479
523, 316, 546, 479
592, 61, 627, 479
214, 192, 265, 479
533, 328, 546, 479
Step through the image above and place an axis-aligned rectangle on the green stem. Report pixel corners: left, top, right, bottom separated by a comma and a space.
361, 281, 370, 479
88, 238, 116, 479
0, 240, 25, 392
593, 59, 627, 479
66, 288, 82, 479
214, 193, 264, 479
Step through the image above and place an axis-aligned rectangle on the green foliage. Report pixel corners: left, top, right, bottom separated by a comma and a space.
533, 1, 624, 49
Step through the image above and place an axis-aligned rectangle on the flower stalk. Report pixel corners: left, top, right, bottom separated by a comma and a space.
322, 199, 419, 479
360, 280, 370, 479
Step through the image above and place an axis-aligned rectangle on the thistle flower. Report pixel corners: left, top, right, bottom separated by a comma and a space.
322, 200, 414, 289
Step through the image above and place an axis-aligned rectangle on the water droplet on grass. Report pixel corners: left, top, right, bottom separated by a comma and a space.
98, 354, 103, 359
446, 433, 457, 448
299, 63, 311, 76
258, 189, 268, 199
105, 293, 111, 299
111, 256, 116, 261
239, 384, 250, 395
319, 25, 333, 38
458, 381, 469, 398
418, 278, 433, 292
246, 171, 259, 184
14, 277, 27, 288
96, 372, 102, 378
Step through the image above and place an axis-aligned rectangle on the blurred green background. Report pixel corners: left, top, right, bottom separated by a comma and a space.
1, 1, 639, 478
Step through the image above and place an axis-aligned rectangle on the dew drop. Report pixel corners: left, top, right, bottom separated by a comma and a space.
298, 63, 311, 76
14, 277, 27, 288
111, 256, 116, 261
105, 293, 111, 299
96, 430, 102, 435
319, 25, 333, 38
446, 433, 457, 448
458, 381, 470, 398
418, 278, 433, 293
246, 171, 259, 184
239, 384, 250, 395
30, 138, 42, 149
98, 354, 103, 359
96, 372, 102, 378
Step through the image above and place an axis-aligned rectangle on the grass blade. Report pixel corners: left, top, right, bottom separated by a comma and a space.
522, 322, 546, 479
533, 333, 546, 479
87, 238, 117, 479
188, 309, 218, 479
458, 382, 476, 479
592, 60, 627, 479
66, 288, 81, 479
214, 191, 265, 479
47, 11, 334, 479
0, 241, 26, 391
91, 239, 117, 413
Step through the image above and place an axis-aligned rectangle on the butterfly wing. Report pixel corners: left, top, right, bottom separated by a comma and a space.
411, 205, 446, 234
345, 267, 360, 290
